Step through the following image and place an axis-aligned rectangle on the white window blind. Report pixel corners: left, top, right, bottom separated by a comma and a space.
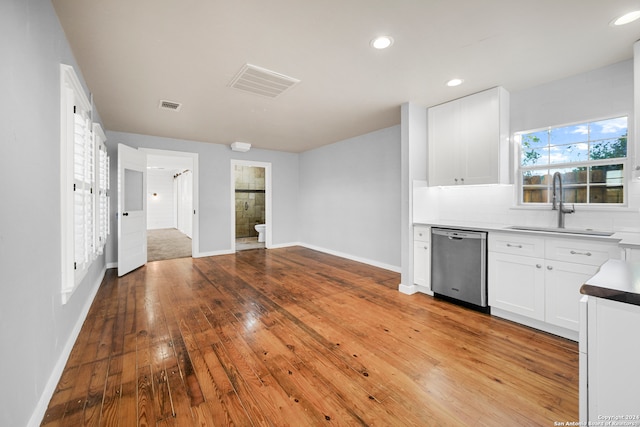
73, 110, 95, 272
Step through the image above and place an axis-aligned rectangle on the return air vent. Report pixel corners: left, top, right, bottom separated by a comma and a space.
228, 64, 300, 98
159, 100, 182, 111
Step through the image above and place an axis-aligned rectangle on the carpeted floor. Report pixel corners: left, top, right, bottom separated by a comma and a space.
147, 228, 192, 262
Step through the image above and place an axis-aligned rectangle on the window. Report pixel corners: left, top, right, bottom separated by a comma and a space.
60, 64, 110, 303
516, 116, 627, 205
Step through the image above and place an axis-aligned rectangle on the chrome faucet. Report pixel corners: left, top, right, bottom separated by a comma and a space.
551, 172, 575, 228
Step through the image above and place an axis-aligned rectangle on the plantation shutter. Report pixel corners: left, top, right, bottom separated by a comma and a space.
73, 109, 95, 272
95, 124, 110, 254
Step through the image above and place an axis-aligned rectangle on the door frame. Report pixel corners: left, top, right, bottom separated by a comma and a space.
140, 148, 200, 257
230, 159, 272, 251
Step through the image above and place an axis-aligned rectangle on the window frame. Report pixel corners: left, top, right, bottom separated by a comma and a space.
514, 114, 631, 209
60, 64, 109, 304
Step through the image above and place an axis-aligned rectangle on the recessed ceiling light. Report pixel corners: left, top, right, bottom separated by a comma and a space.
446, 78, 464, 87
371, 36, 394, 49
611, 10, 640, 26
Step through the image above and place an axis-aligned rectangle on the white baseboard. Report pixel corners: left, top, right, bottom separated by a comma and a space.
268, 241, 300, 249
299, 243, 401, 273
193, 249, 235, 258
398, 283, 417, 294
398, 283, 434, 296
106, 262, 117, 269
28, 266, 106, 427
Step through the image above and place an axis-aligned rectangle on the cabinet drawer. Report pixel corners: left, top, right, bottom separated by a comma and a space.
545, 239, 620, 266
489, 233, 544, 258
414, 226, 430, 242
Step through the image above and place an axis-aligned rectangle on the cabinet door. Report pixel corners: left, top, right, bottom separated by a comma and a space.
459, 88, 499, 185
588, 298, 640, 420
488, 252, 545, 320
545, 261, 598, 331
413, 240, 430, 290
428, 87, 508, 186
624, 247, 640, 261
428, 100, 460, 186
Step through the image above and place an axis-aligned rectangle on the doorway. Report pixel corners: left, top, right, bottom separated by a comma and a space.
231, 160, 272, 252
143, 149, 199, 261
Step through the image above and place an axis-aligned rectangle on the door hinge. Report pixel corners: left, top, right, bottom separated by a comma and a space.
74, 262, 77, 270
73, 105, 76, 114
73, 183, 76, 191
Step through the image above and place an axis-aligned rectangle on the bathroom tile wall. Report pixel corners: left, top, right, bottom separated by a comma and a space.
235, 165, 266, 238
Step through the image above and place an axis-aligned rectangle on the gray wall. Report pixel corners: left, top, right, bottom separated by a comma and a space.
299, 126, 402, 269
0, 1, 108, 426
105, 131, 300, 264
511, 59, 633, 134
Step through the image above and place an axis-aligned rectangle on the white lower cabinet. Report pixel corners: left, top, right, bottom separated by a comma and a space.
584, 297, 640, 421
488, 232, 620, 339
488, 252, 545, 320
545, 260, 598, 331
413, 226, 431, 291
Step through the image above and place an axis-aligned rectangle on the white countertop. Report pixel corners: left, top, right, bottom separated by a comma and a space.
581, 259, 640, 306
413, 220, 640, 247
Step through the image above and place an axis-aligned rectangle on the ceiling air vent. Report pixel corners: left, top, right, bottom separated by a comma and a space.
228, 64, 300, 98
159, 100, 182, 111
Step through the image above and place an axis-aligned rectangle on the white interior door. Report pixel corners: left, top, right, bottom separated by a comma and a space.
118, 143, 147, 276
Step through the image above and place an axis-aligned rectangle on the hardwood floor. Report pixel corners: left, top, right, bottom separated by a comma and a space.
41, 247, 578, 426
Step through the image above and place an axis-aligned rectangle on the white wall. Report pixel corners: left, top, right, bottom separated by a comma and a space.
0, 1, 107, 426
299, 126, 402, 270
400, 103, 429, 291
414, 59, 640, 232
105, 131, 300, 263
147, 170, 176, 229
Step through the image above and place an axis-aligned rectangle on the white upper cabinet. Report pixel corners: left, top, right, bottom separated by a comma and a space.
427, 87, 510, 186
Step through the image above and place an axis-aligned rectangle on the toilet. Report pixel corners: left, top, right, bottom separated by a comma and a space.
254, 224, 266, 243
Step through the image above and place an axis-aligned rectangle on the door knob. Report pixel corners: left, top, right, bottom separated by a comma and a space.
123, 212, 129, 216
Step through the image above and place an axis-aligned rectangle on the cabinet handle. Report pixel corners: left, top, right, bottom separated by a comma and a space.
506, 243, 523, 248
547, 265, 553, 270
423, 246, 428, 250
454, 178, 458, 184
461, 178, 464, 183
536, 264, 542, 269
570, 250, 592, 256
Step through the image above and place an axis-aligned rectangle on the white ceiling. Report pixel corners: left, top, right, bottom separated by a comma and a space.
52, 0, 640, 153
146, 154, 193, 174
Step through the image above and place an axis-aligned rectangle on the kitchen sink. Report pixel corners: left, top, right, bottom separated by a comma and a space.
505, 225, 615, 237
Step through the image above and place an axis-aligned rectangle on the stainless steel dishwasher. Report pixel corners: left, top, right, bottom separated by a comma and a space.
431, 228, 488, 308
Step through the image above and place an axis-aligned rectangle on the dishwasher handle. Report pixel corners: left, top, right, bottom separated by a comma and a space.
431, 228, 486, 240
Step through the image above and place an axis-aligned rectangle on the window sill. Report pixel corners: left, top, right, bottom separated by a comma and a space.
509, 204, 638, 213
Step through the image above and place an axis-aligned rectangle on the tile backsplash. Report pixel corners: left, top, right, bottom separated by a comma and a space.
414, 181, 640, 232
